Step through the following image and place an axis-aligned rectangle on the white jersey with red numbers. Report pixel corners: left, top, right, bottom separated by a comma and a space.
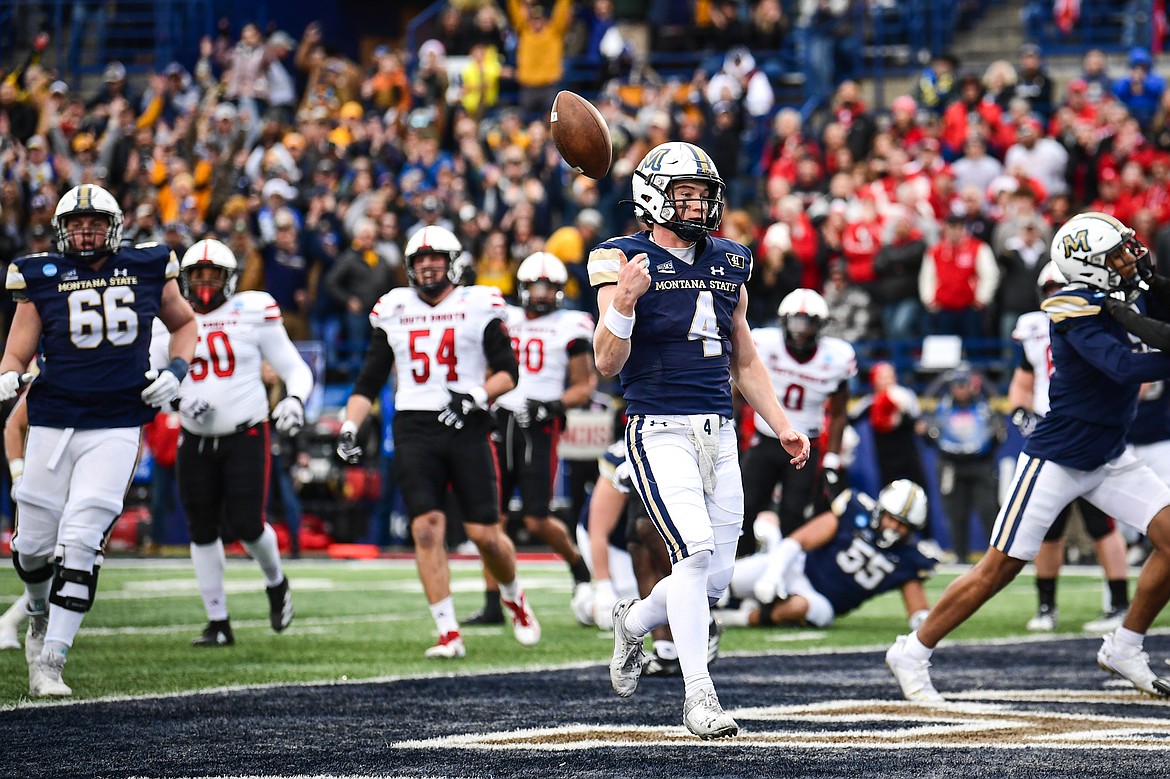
496, 306, 595, 411
750, 329, 857, 438
151, 291, 314, 436
1013, 309, 1053, 416
370, 285, 507, 411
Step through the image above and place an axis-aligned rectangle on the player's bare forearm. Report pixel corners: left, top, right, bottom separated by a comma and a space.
790, 510, 839, 550
4, 394, 28, 461
343, 394, 374, 429
901, 579, 930, 614
484, 369, 515, 404
825, 390, 848, 455
1007, 367, 1033, 410
0, 302, 42, 374
563, 352, 598, 408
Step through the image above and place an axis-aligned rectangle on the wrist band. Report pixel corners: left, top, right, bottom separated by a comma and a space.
604, 305, 635, 340
165, 357, 189, 382
821, 451, 842, 471
9, 457, 23, 481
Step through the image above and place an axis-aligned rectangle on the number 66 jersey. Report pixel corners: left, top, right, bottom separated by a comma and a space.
369, 284, 508, 409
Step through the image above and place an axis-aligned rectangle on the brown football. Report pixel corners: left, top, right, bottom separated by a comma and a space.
550, 90, 612, 179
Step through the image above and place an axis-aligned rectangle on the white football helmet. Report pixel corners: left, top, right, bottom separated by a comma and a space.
405, 225, 463, 295
1051, 212, 1148, 292
180, 239, 239, 312
1036, 259, 1067, 300
777, 288, 829, 360
871, 479, 928, 549
52, 184, 124, 260
631, 141, 724, 242
516, 252, 568, 314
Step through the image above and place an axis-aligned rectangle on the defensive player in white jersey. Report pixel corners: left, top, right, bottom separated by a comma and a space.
887, 212, 1170, 702
150, 239, 313, 646
742, 288, 857, 548
0, 184, 197, 695
336, 225, 540, 658
467, 252, 599, 626
591, 141, 810, 738
1009, 261, 1130, 634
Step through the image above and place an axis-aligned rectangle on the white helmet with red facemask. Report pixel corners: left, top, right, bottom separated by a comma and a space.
180, 239, 239, 313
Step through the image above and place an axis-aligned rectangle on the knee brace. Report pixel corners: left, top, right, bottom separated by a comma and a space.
48, 546, 101, 613
13, 554, 54, 584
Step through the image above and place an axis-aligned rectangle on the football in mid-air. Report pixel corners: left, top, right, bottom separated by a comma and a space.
550, 90, 612, 180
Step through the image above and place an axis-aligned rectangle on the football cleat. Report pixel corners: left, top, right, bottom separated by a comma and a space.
266, 577, 294, 633
463, 607, 505, 626
570, 582, 595, 626
192, 619, 235, 647
0, 629, 19, 651
708, 615, 723, 666
424, 630, 466, 659
1083, 608, 1127, 634
502, 592, 541, 646
25, 614, 47, 688
642, 652, 682, 676
885, 635, 945, 703
30, 652, 71, 697
1097, 633, 1170, 697
1026, 605, 1058, 632
682, 688, 738, 739
609, 598, 646, 698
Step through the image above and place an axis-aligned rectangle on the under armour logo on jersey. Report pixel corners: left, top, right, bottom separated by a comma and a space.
726, 253, 745, 269
711, 266, 726, 276
656, 261, 675, 274
112, 268, 128, 277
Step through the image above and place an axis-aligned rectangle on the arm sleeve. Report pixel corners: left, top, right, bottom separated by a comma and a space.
1066, 317, 1170, 383
1103, 300, 1170, 351
256, 323, 314, 401
1146, 274, 1170, 310
483, 317, 519, 384
351, 328, 396, 400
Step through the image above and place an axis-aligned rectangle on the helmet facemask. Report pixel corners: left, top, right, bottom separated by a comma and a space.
181, 264, 237, 313
408, 250, 457, 298
783, 313, 822, 361
57, 213, 119, 264
521, 279, 563, 315
869, 479, 927, 549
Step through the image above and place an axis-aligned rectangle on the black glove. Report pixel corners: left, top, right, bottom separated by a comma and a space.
336, 423, 362, 463
1010, 406, 1039, 438
822, 467, 846, 500
524, 399, 565, 428
438, 390, 482, 429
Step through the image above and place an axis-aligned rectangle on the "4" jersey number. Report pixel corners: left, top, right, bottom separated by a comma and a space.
687, 291, 722, 357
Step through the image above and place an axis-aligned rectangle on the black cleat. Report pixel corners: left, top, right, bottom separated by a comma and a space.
642, 652, 682, 676
193, 619, 235, 647
266, 577, 294, 633
464, 608, 505, 625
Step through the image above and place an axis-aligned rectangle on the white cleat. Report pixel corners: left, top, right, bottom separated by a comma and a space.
1097, 633, 1170, 697
570, 582, 595, 626
424, 631, 467, 659
1083, 608, 1127, 634
682, 688, 739, 739
885, 635, 945, 703
1026, 606, 1058, 632
593, 580, 617, 631
30, 652, 71, 697
609, 598, 645, 698
0, 627, 20, 651
502, 592, 541, 646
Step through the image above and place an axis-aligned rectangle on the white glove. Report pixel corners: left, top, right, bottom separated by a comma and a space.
0, 371, 23, 402
593, 579, 617, 631
176, 396, 212, 423
272, 397, 305, 435
141, 369, 182, 408
10, 475, 21, 501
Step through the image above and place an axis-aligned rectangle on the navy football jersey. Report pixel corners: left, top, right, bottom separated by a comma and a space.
804, 490, 937, 617
6, 243, 178, 428
588, 231, 753, 417
1130, 380, 1170, 446
1026, 288, 1170, 469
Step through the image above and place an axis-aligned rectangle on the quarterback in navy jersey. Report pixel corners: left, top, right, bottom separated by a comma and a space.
727, 481, 935, 630
590, 141, 810, 739
0, 184, 196, 696
887, 212, 1170, 703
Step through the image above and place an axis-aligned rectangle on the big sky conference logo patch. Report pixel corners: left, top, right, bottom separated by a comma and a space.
395, 693, 1170, 751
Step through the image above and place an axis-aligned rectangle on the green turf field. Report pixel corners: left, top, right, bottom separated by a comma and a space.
0, 557, 1158, 704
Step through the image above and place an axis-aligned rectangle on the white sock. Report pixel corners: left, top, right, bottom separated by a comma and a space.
0, 593, 28, 629
191, 540, 229, 621
429, 596, 458, 635
45, 607, 85, 648
1115, 626, 1145, 653
668, 551, 714, 698
45, 547, 98, 648
905, 631, 934, 661
499, 579, 520, 604
628, 576, 670, 635
242, 525, 285, 587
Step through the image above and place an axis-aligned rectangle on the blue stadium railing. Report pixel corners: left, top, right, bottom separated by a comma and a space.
1033, 0, 1133, 55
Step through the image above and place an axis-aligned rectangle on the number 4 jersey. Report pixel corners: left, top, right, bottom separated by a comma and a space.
495, 306, 594, 411
369, 285, 508, 410
150, 291, 313, 436
7, 244, 176, 428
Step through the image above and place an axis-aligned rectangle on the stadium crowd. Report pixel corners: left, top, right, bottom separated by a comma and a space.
0, 4, 1165, 566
